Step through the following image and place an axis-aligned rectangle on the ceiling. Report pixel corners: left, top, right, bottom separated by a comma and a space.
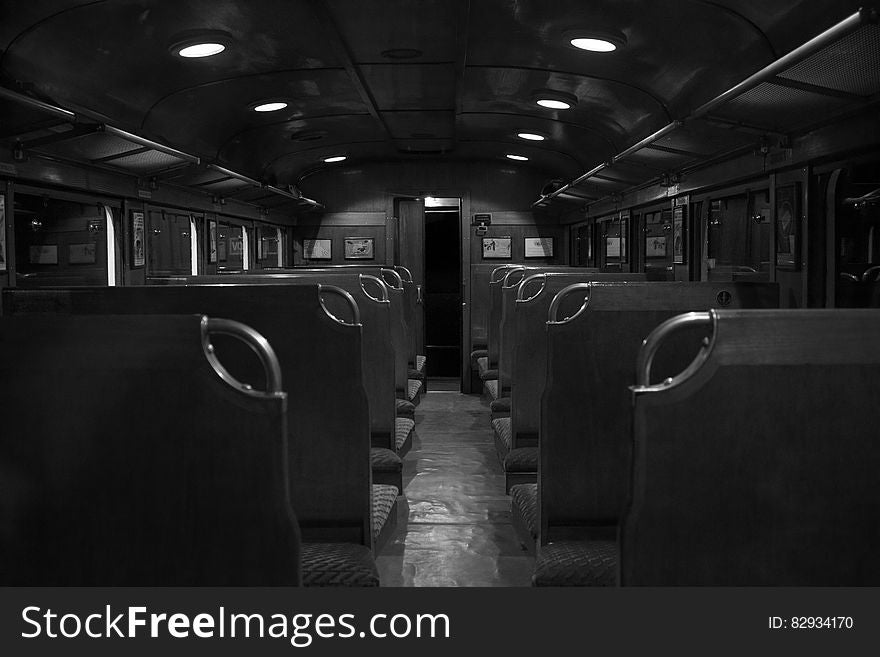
0, 0, 874, 212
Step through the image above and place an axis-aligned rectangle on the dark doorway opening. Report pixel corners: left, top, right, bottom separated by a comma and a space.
424, 198, 461, 380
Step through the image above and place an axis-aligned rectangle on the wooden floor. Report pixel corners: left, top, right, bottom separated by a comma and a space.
376, 382, 535, 586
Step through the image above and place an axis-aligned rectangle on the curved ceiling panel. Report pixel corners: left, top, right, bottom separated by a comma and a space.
142, 69, 368, 159
461, 66, 667, 145
457, 113, 617, 170
219, 114, 388, 180
1, 0, 337, 130
466, 0, 858, 118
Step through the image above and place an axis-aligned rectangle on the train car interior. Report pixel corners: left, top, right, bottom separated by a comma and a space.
1, 1, 879, 587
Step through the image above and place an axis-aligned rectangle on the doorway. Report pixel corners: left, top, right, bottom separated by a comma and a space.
424, 197, 462, 382
395, 195, 462, 389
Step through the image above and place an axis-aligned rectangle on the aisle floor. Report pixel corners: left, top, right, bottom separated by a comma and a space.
376, 387, 535, 586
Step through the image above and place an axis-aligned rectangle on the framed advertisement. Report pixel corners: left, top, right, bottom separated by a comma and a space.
0, 194, 6, 272
344, 237, 374, 260
524, 236, 554, 258
132, 210, 145, 268
29, 245, 58, 265
776, 183, 800, 270
303, 238, 332, 260
208, 220, 217, 263
672, 206, 686, 264
482, 236, 511, 259
69, 243, 97, 264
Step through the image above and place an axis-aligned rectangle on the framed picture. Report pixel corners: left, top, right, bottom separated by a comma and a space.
344, 237, 374, 260
776, 183, 800, 270
672, 206, 686, 264
645, 235, 667, 258
29, 244, 58, 265
303, 238, 332, 260
0, 194, 6, 272
208, 220, 217, 263
482, 236, 511, 259
525, 236, 554, 258
131, 210, 145, 268
69, 243, 97, 264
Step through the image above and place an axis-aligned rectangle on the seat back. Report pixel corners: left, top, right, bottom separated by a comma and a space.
625, 309, 880, 585
0, 313, 299, 585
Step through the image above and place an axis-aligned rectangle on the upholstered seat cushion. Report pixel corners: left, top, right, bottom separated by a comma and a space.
407, 378, 423, 402
510, 483, 538, 541
395, 417, 415, 451
415, 354, 427, 372
490, 397, 511, 414
532, 540, 618, 587
396, 398, 416, 418
484, 379, 499, 400
476, 356, 490, 377
470, 349, 488, 366
301, 542, 380, 587
491, 417, 512, 451
372, 483, 399, 541
479, 368, 498, 382
504, 447, 537, 473
371, 447, 402, 473
408, 368, 425, 381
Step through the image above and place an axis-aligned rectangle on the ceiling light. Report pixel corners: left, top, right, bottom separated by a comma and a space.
517, 132, 545, 141
169, 31, 232, 59
323, 156, 347, 163
537, 98, 571, 110
506, 154, 529, 161
177, 42, 225, 58
252, 101, 288, 112
533, 89, 578, 110
570, 37, 616, 52
564, 29, 627, 53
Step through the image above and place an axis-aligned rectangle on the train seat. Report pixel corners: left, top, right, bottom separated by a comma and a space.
532, 541, 618, 587
396, 398, 416, 419
491, 416, 512, 457
510, 483, 538, 553
372, 483, 400, 552
395, 417, 415, 453
407, 377, 424, 403
371, 448, 403, 491
301, 543, 380, 587
503, 447, 537, 492
483, 378, 499, 400
489, 397, 510, 416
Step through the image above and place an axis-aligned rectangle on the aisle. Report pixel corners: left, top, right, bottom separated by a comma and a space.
376, 385, 535, 586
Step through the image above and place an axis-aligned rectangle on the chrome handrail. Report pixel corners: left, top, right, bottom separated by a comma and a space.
634, 312, 713, 388
547, 283, 591, 324
201, 316, 283, 397
318, 284, 361, 326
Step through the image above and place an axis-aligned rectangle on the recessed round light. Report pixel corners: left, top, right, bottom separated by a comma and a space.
323, 155, 347, 163
506, 154, 529, 161
533, 89, 578, 111
517, 132, 545, 141
252, 101, 288, 112
169, 31, 232, 59
536, 98, 571, 110
564, 29, 627, 53
570, 37, 617, 52
177, 42, 225, 58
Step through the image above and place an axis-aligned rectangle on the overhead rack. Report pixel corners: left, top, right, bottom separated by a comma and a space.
0, 85, 322, 212
534, 7, 880, 209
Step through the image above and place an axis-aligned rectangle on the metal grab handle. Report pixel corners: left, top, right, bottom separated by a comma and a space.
840, 272, 860, 282
490, 265, 517, 283
502, 266, 527, 288
517, 273, 547, 302
394, 265, 414, 283
547, 283, 592, 324
360, 274, 389, 302
201, 316, 283, 397
416, 285, 423, 305
318, 284, 361, 326
861, 265, 880, 282
634, 312, 713, 388
379, 268, 404, 290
